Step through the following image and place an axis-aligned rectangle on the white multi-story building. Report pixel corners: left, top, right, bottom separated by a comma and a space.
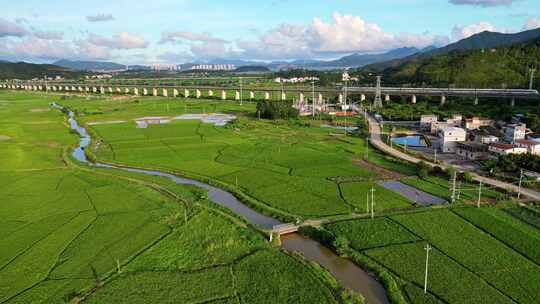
505, 123, 527, 143
190, 64, 236, 71
438, 127, 467, 153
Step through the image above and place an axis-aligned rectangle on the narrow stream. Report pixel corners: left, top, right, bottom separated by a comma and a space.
56, 103, 389, 304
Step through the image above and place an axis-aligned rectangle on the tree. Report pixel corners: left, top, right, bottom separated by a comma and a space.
462, 171, 473, 183
417, 161, 430, 179
256, 100, 299, 120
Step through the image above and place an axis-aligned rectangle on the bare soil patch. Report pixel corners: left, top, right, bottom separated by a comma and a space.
352, 158, 403, 180
0, 135, 11, 141
30, 108, 50, 113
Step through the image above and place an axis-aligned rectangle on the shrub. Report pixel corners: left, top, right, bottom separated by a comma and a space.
256, 100, 299, 120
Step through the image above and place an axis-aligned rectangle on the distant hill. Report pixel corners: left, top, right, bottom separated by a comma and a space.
0, 61, 84, 80
366, 37, 540, 89
234, 66, 270, 73
53, 59, 126, 71
366, 28, 540, 71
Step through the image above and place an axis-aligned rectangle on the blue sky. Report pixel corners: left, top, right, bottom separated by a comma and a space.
1, 0, 539, 64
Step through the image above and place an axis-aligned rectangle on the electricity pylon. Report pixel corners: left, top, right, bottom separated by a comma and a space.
373, 76, 383, 108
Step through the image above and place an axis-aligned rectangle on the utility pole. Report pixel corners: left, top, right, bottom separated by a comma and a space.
240, 77, 243, 106
373, 76, 383, 108
366, 192, 370, 214
477, 180, 483, 208
424, 243, 432, 294
530, 68, 537, 90
370, 187, 376, 219
518, 169, 524, 199
366, 138, 370, 159
451, 171, 457, 204
312, 81, 315, 118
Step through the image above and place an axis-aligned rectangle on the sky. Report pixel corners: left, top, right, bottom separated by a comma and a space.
1, 0, 539, 65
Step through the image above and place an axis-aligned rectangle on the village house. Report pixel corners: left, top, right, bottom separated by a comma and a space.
438, 127, 467, 153
488, 143, 528, 155
465, 117, 494, 130
455, 142, 490, 160
505, 123, 527, 143
514, 139, 540, 155
420, 114, 438, 129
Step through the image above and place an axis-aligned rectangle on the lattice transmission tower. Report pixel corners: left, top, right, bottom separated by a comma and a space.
373, 76, 383, 108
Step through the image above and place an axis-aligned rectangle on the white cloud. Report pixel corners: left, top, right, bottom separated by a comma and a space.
86, 14, 114, 22
449, 0, 517, 7
451, 21, 497, 41
523, 17, 540, 30
159, 31, 229, 44
237, 12, 444, 60
87, 32, 148, 49
0, 18, 28, 37
32, 30, 64, 40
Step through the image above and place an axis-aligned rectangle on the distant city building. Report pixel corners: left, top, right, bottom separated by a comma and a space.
476, 134, 500, 145
445, 114, 463, 127
342, 70, 359, 82
151, 64, 181, 71
274, 76, 319, 83
438, 127, 466, 153
190, 64, 235, 71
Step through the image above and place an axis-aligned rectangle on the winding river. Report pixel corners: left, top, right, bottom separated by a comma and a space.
57, 103, 389, 304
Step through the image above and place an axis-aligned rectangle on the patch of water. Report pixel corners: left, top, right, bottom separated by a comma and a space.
379, 180, 447, 205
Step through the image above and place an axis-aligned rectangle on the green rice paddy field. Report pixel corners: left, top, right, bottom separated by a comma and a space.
0, 91, 345, 303
4, 90, 540, 304
325, 207, 540, 304
56, 92, 419, 219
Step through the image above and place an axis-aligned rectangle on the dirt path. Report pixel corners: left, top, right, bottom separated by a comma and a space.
352, 158, 403, 180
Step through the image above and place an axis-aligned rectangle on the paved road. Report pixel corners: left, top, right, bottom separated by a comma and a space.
366, 114, 540, 201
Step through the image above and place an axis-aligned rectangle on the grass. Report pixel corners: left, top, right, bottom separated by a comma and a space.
339, 181, 414, 212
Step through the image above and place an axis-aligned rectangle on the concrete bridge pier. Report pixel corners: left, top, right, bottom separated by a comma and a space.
440, 95, 446, 106
162, 88, 168, 97
116, 87, 121, 94
235, 91, 240, 101
249, 91, 255, 99
511, 97, 515, 107
281, 92, 286, 101
92, 87, 97, 93
184, 89, 189, 98
338, 93, 344, 104
385, 94, 390, 102
134, 88, 139, 96
208, 89, 213, 97
38, 86, 43, 91
196, 89, 201, 99
299, 93, 305, 103
474, 97, 479, 105
77, 86, 82, 92
107, 87, 112, 94
100, 87, 105, 94
125, 88, 130, 94
361, 94, 366, 102
85, 87, 89, 93
221, 90, 227, 100
143, 88, 148, 96
71, 86, 76, 91
411, 95, 417, 104
264, 92, 270, 100
152, 88, 158, 97
173, 89, 178, 98
318, 93, 323, 104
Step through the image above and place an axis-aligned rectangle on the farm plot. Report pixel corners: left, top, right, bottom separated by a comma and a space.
391, 210, 540, 304
453, 207, 540, 265
325, 217, 419, 250
339, 181, 414, 212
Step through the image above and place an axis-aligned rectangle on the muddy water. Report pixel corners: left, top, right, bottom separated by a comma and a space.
282, 234, 389, 304
61, 104, 389, 304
